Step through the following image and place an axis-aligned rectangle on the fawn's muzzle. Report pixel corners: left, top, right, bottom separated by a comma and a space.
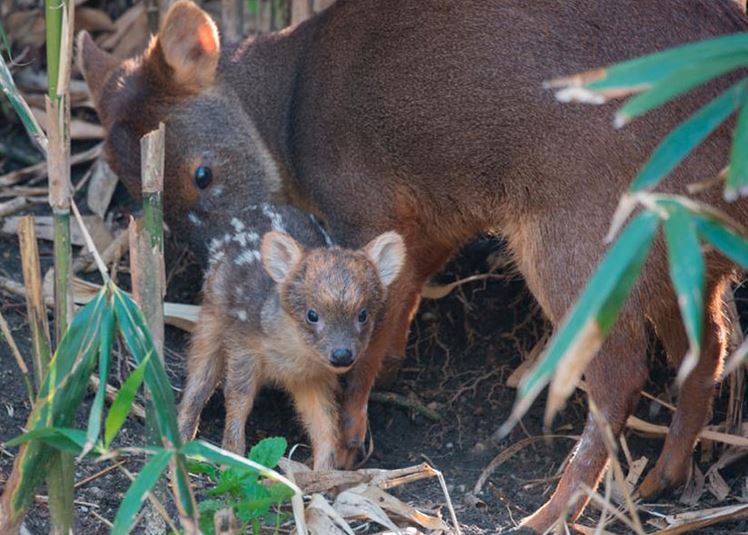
330, 348, 354, 368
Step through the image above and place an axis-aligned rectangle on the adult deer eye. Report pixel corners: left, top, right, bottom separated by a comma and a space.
306, 309, 319, 324
358, 309, 368, 324
194, 166, 213, 189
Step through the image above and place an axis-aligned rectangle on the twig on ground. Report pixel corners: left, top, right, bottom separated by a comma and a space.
0, 309, 35, 403
370, 391, 441, 421
472, 434, 578, 497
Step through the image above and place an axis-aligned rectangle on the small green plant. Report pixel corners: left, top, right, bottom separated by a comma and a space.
191, 437, 295, 534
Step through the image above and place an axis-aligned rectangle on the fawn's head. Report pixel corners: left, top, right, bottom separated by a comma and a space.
261, 230, 406, 372
77, 1, 279, 230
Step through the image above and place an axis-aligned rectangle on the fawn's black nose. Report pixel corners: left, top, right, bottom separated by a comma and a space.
330, 348, 354, 368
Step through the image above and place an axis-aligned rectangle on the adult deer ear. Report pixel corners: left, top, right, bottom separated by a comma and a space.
154, 0, 220, 91
364, 231, 406, 288
77, 31, 119, 108
261, 231, 304, 284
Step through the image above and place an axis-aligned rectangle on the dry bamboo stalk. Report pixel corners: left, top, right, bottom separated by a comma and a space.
132, 123, 166, 355
291, 0, 312, 25
146, 0, 159, 32
222, 0, 244, 42
132, 123, 167, 535
17, 216, 51, 390
257, 0, 273, 33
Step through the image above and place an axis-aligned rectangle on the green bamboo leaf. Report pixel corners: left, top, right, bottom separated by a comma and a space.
496, 211, 660, 437
82, 302, 115, 457
726, 95, 748, 201
111, 449, 173, 535
696, 216, 748, 268
616, 55, 748, 127
585, 33, 748, 91
105, 351, 152, 448
4, 290, 107, 522
111, 287, 180, 440
182, 440, 301, 495
664, 207, 705, 383
0, 55, 48, 155
630, 81, 747, 193
0, 19, 10, 57
110, 284, 198, 522
5, 427, 100, 456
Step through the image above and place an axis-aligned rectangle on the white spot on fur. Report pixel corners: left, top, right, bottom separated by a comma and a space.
211, 185, 225, 198
261, 203, 286, 232
231, 218, 245, 232
232, 309, 248, 322
235, 249, 261, 265
188, 212, 203, 226
310, 214, 334, 246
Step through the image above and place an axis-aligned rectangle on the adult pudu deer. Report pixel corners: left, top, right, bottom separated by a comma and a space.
177, 203, 404, 469
79, 0, 748, 530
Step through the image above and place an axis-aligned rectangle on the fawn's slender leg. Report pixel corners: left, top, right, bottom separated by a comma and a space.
289, 376, 340, 470
521, 313, 648, 532
178, 306, 226, 442
221, 345, 261, 455
640, 277, 728, 498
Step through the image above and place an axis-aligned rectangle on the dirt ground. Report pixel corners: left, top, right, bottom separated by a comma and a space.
1, 188, 747, 533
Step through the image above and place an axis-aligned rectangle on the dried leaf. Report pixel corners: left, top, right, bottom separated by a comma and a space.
349, 485, 449, 531
334, 486, 400, 531
2, 214, 113, 252
658, 504, 748, 534
86, 158, 119, 218
31, 106, 104, 139
305, 494, 353, 535
75, 7, 115, 33
5, 9, 45, 50
679, 463, 704, 506
99, 3, 148, 59
705, 469, 730, 501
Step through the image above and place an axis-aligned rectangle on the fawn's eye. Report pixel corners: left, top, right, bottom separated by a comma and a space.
358, 309, 368, 324
306, 309, 319, 324
194, 166, 213, 189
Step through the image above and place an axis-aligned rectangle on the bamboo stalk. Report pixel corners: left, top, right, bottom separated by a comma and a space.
146, 0, 159, 33
222, 0, 244, 42
44, 0, 76, 530
291, 0, 313, 25
130, 123, 167, 535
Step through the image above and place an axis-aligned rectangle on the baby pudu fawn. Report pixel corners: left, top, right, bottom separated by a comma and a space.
177, 204, 405, 469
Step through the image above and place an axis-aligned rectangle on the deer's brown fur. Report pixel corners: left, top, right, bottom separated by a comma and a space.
80, 1, 748, 530
177, 204, 404, 469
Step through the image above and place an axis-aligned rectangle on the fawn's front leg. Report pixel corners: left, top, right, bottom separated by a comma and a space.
221, 344, 261, 455
290, 377, 340, 470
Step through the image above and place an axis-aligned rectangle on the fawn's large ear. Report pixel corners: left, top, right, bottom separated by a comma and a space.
364, 231, 405, 288
154, 0, 220, 91
261, 231, 304, 283
77, 31, 119, 108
